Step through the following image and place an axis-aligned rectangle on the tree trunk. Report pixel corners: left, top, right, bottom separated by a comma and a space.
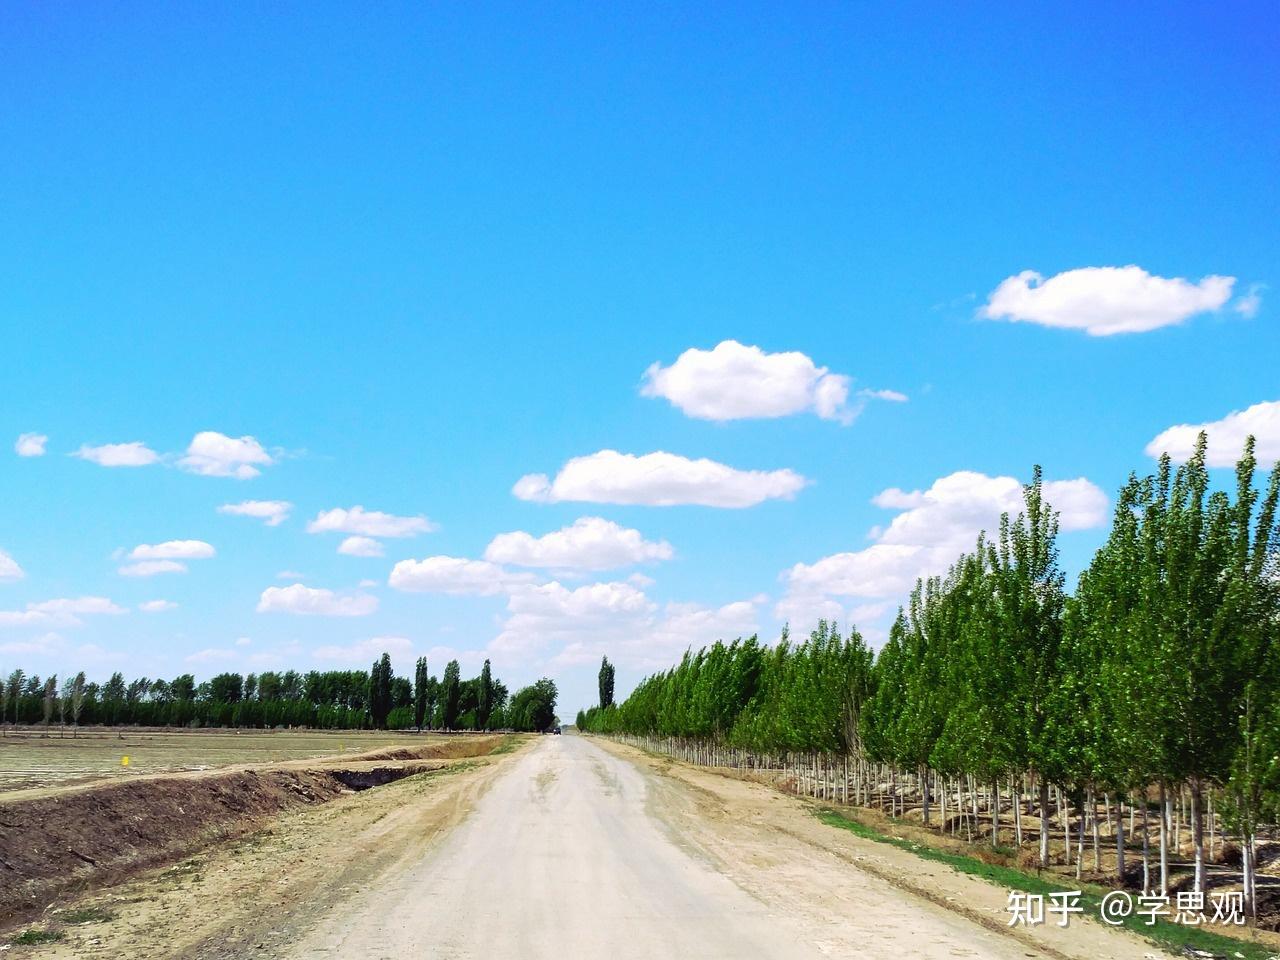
991, 780, 1000, 848
1114, 793, 1126, 885
1091, 788, 1101, 872
1159, 780, 1170, 896
921, 766, 931, 826
1140, 794, 1150, 894
1013, 777, 1022, 848
1038, 780, 1051, 867
1190, 779, 1205, 895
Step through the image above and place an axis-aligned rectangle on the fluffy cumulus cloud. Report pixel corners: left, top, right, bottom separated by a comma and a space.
118, 560, 188, 578
256, 583, 379, 617
218, 500, 293, 527
314, 635, 416, 663
642, 340, 881, 423
981, 266, 1236, 336
129, 540, 216, 560
338, 535, 385, 557
178, 431, 275, 479
0, 596, 127, 628
15, 432, 47, 457
490, 579, 762, 671
1146, 399, 1280, 468
118, 540, 216, 577
388, 557, 539, 596
0, 548, 23, 581
514, 450, 808, 508
138, 599, 178, 613
307, 505, 436, 538
484, 517, 674, 571
73, 441, 160, 467
777, 470, 1108, 629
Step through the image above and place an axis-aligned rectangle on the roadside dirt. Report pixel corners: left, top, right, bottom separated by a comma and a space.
592, 738, 1183, 960
0, 736, 507, 934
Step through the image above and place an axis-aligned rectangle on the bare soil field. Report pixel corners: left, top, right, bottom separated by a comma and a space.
0, 727, 467, 795
0, 732, 511, 932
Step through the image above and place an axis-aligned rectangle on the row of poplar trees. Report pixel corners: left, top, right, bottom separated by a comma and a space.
582, 434, 1280, 913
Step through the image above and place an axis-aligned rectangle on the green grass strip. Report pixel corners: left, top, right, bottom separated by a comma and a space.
814, 807, 1275, 960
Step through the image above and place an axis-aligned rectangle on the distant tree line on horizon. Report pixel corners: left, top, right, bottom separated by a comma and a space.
1, 654, 559, 734
580, 435, 1280, 917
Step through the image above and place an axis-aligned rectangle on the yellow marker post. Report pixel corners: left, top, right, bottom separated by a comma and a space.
121, 755, 130, 767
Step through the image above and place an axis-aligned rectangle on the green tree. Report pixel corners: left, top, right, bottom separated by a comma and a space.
598, 656, 615, 709
368, 653, 393, 729
413, 657, 430, 729
440, 660, 462, 730
477, 659, 495, 730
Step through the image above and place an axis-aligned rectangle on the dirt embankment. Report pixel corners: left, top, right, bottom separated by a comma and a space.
0, 736, 502, 928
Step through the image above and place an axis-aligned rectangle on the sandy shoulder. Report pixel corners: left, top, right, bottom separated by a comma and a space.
592, 737, 1177, 960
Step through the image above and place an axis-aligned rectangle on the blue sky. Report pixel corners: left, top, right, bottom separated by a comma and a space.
2, 3, 1276, 715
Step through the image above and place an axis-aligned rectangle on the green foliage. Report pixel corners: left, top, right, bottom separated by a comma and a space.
598, 655, 615, 709
440, 660, 462, 730
368, 653, 393, 729
508, 678, 558, 732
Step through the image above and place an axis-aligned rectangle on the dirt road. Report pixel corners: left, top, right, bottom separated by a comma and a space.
284, 734, 1154, 960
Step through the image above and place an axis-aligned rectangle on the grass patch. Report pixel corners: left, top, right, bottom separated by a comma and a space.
815, 807, 1274, 960
488, 735, 523, 756
59, 906, 116, 924
9, 928, 65, 945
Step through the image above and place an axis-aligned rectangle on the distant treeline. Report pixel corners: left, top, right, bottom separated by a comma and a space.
1, 654, 559, 733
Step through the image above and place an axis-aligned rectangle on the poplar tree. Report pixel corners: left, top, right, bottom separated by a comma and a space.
413, 657, 430, 729
477, 659, 495, 730
368, 653, 393, 729
598, 656, 615, 710
441, 660, 461, 730
42, 674, 57, 730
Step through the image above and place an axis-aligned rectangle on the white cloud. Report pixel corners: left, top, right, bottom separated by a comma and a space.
73, 441, 160, 467
130, 540, 216, 560
185, 647, 238, 664
277, 570, 306, 580
338, 536, 385, 557
858, 388, 909, 403
15, 433, 47, 457
484, 517, 673, 571
642, 340, 868, 423
388, 557, 538, 596
0, 548, 23, 582
307, 505, 436, 538
138, 600, 177, 613
118, 560, 188, 578
981, 266, 1235, 336
514, 450, 808, 508
778, 470, 1108, 626
257, 583, 379, 617
314, 635, 415, 664
218, 500, 293, 527
178, 431, 274, 479
0, 596, 127, 628
1233, 284, 1264, 319
0, 633, 122, 661
1146, 399, 1280, 468
235, 636, 252, 646
490, 579, 762, 671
